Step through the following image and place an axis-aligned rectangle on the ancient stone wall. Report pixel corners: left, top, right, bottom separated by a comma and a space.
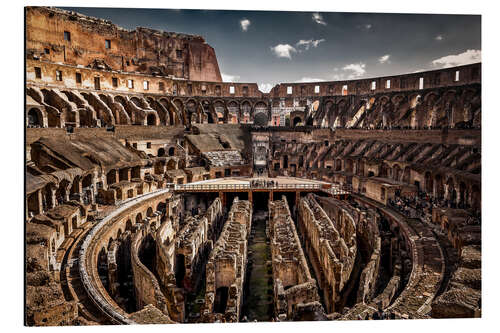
269, 196, 320, 320
26, 7, 222, 81
297, 193, 357, 313
202, 198, 252, 322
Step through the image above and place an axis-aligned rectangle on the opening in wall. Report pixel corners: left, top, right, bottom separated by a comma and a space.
34, 67, 41, 79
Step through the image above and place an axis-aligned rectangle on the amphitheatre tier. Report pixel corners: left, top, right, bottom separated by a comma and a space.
25, 6, 481, 326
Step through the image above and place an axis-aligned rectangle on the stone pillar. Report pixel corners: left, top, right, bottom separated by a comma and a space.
219, 191, 226, 207
248, 191, 253, 204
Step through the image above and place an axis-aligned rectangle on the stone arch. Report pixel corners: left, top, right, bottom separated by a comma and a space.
379, 163, 390, 178
146, 113, 157, 126
55, 179, 70, 204
293, 116, 302, 127
147, 207, 154, 217
159, 98, 176, 125
126, 219, 133, 231
213, 100, 227, 123
106, 169, 117, 186
135, 212, 143, 224
27, 107, 44, 127
107, 236, 114, 250
158, 147, 165, 157
167, 158, 176, 170
227, 100, 239, 123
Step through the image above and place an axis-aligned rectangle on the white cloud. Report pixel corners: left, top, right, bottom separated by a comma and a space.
221, 73, 240, 82
270, 44, 297, 59
431, 49, 481, 68
258, 83, 274, 93
296, 77, 324, 83
240, 19, 251, 31
365, 24, 372, 30
296, 39, 325, 51
435, 35, 443, 41
343, 63, 366, 79
312, 13, 327, 25
379, 54, 391, 64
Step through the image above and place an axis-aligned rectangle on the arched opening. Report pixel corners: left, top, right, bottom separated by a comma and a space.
156, 202, 166, 215
108, 237, 114, 250
167, 159, 176, 170
106, 169, 117, 185
298, 155, 304, 168
135, 213, 142, 224
126, 219, 133, 231
157, 148, 165, 157
168, 147, 175, 156
27, 108, 43, 127
283, 155, 288, 169
207, 112, 214, 124
55, 180, 70, 205
147, 207, 154, 217
254, 112, 268, 126
97, 247, 110, 293
379, 163, 389, 178
138, 234, 157, 277
43, 183, 54, 211
146, 113, 156, 126
293, 116, 302, 127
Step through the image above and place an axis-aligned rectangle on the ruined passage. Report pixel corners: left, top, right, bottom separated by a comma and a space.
201, 198, 252, 322
241, 209, 274, 321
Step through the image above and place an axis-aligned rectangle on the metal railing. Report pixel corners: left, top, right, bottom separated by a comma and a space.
174, 182, 352, 193
174, 182, 325, 191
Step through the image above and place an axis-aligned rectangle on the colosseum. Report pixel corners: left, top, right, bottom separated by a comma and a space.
24, 6, 481, 326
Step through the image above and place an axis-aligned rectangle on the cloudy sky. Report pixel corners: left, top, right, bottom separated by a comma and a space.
62, 7, 481, 92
